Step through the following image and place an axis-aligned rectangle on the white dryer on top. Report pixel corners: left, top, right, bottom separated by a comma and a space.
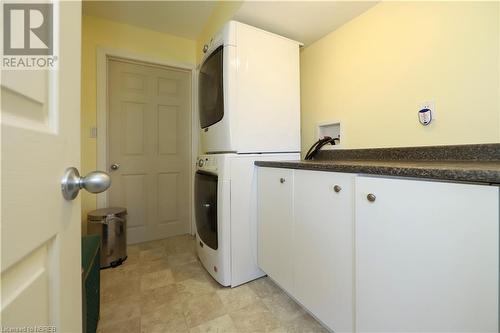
198, 21, 302, 154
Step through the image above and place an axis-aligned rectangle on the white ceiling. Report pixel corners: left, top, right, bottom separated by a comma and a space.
82, 1, 217, 40
233, 1, 378, 45
82, 1, 378, 45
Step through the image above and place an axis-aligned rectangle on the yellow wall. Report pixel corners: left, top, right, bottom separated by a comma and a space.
300, 1, 500, 151
196, 1, 243, 62
82, 2, 500, 227
81, 15, 196, 230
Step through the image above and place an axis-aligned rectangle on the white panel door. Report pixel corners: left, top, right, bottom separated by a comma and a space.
257, 167, 294, 291
356, 176, 499, 332
1, 2, 82, 331
294, 170, 354, 333
108, 59, 191, 244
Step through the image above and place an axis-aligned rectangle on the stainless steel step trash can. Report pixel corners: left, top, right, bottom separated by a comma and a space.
87, 207, 127, 268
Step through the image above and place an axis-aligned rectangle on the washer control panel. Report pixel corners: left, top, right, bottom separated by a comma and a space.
196, 156, 217, 172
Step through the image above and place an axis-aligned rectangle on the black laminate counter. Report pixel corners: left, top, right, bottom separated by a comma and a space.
255, 144, 500, 184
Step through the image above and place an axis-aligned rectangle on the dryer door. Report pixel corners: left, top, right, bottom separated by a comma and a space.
199, 45, 224, 129
195, 171, 218, 250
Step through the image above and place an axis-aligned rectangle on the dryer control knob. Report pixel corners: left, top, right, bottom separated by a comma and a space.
198, 159, 204, 167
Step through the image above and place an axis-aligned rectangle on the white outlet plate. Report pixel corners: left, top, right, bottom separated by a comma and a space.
419, 101, 436, 119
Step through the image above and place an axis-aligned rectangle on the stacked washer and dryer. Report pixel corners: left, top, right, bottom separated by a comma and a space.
195, 21, 301, 287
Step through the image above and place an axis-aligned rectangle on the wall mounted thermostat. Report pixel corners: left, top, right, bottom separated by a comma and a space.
418, 108, 432, 125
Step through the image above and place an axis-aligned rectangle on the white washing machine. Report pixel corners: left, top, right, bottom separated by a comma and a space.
195, 153, 299, 287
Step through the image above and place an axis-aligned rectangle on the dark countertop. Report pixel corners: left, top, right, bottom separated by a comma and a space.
255, 144, 500, 184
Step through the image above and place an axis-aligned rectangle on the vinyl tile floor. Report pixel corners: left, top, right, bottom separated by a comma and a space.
97, 234, 328, 333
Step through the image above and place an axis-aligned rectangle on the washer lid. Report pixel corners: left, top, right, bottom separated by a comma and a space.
88, 207, 127, 220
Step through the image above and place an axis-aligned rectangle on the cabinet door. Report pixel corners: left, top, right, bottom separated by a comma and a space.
294, 170, 354, 332
356, 176, 499, 332
257, 167, 294, 291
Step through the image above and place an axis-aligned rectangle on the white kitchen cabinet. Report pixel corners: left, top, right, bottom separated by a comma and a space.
257, 167, 294, 292
294, 170, 355, 332
355, 176, 499, 332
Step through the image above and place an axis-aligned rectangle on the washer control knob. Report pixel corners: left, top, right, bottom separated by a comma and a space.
198, 159, 204, 167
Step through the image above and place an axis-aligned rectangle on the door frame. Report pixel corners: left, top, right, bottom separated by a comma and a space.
96, 47, 198, 235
